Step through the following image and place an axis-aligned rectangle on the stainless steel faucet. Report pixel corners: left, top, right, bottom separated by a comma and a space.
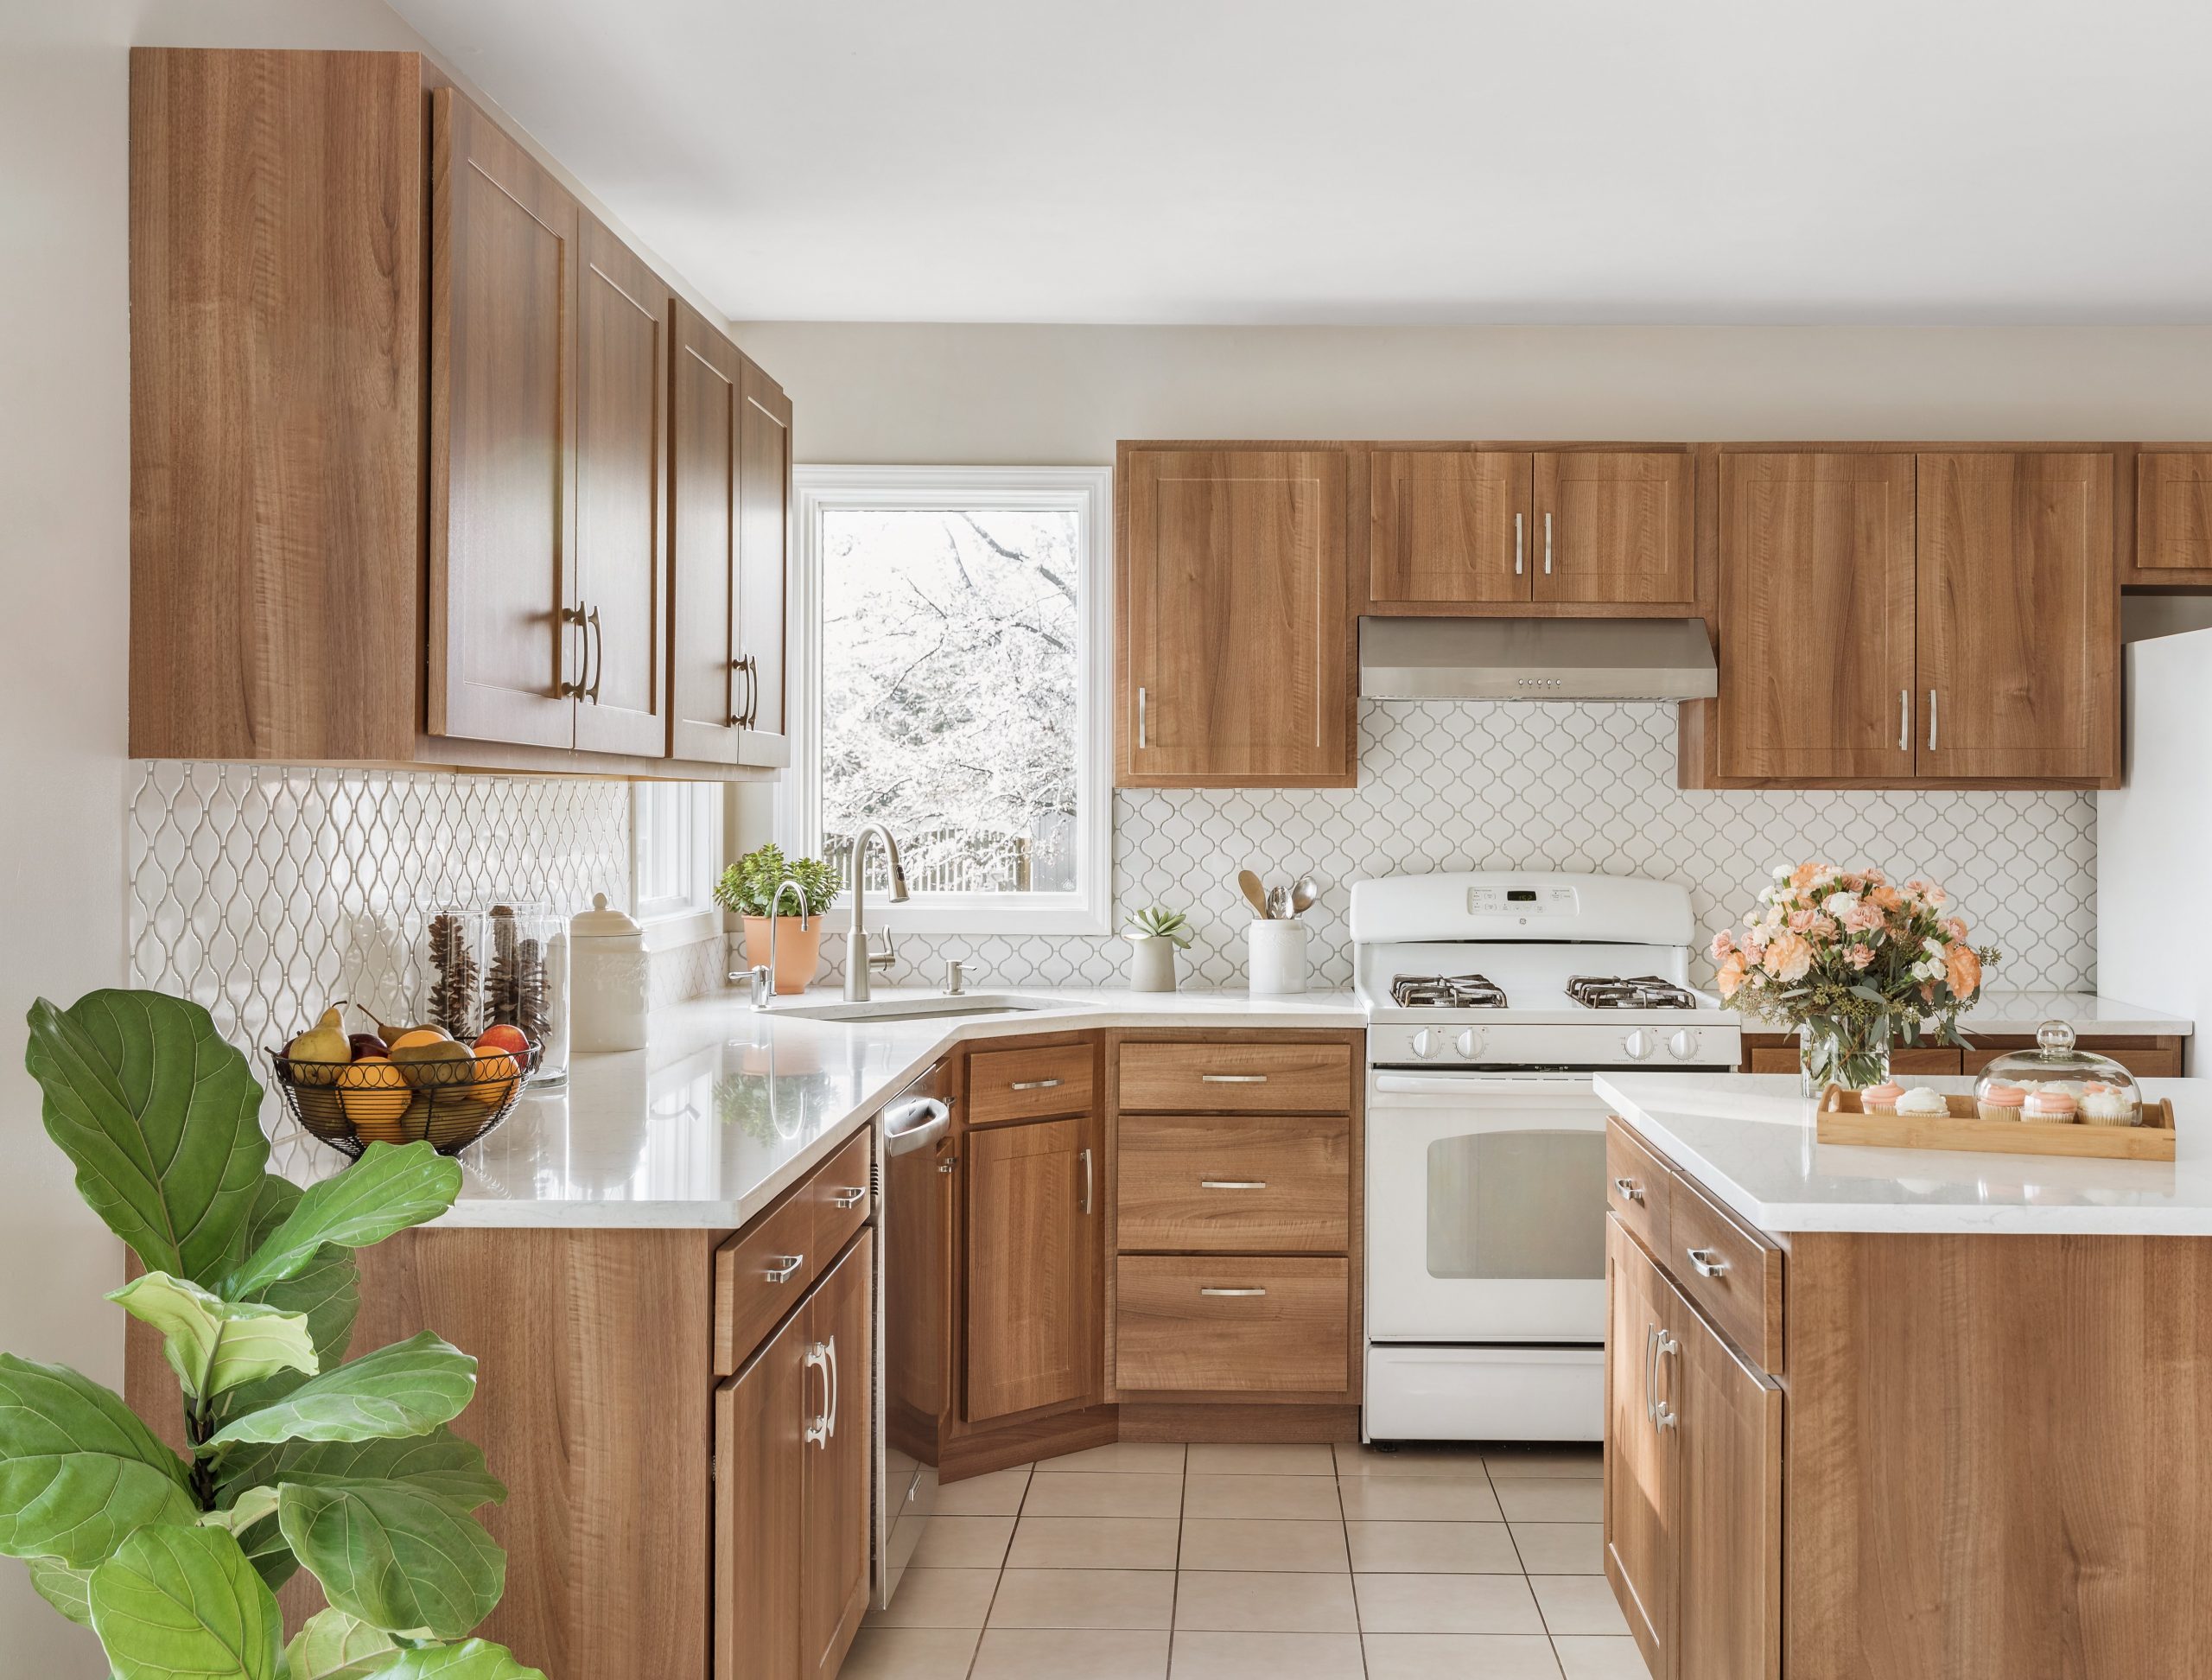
742, 876, 811, 1009
844, 824, 909, 1002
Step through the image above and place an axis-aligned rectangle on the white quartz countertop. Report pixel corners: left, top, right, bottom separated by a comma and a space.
274, 989, 1361, 1229
1736, 991, 2193, 1038
1596, 1071, 2212, 1236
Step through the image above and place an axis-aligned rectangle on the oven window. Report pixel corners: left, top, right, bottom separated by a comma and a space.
1426, 1130, 1606, 1281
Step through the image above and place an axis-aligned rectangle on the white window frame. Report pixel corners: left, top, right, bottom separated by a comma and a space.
630, 781, 724, 952
779, 465, 1114, 936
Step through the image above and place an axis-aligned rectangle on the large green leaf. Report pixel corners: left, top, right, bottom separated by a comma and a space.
25, 991, 267, 1282
282, 1607, 398, 1680
27, 1556, 96, 1626
226, 1143, 461, 1297
89, 1523, 283, 1680
376, 1641, 545, 1680
109, 1272, 318, 1400
219, 1179, 362, 1424
279, 1480, 505, 1639
219, 1429, 506, 1512
0, 1356, 195, 1567
205, 1333, 476, 1450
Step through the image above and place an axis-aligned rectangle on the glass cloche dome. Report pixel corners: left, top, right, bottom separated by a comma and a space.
1973, 1021, 2142, 1127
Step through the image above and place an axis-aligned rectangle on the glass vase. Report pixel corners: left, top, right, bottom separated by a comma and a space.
1799, 1013, 1893, 1097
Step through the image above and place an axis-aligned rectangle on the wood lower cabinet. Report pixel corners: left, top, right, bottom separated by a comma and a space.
965, 1113, 1101, 1422
800, 1235, 874, 1680
1605, 1218, 1675, 1665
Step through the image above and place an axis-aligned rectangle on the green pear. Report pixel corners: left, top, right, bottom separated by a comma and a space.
287, 1004, 353, 1072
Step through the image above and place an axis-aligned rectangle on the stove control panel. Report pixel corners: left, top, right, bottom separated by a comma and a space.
1466, 884, 1580, 918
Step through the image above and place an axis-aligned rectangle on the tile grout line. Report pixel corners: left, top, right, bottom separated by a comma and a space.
958, 1464, 1030, 1680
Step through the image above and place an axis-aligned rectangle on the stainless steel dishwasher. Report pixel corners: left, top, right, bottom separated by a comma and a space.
874, 1059, 955, 1607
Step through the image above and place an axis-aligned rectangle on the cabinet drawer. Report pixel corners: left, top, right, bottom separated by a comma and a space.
1669, 1175, 1783, 1373
1116, 1114, 1351, 1252
1605, 1120, 1672, 1258
810, 1128, 873, 1264
1118, 1040, 1352, 1114
714, 1192, 817, 1377
969, 1042, 1094, 1126
1746, 1041, 1962, 1076
1116, 1256, 1349, 1393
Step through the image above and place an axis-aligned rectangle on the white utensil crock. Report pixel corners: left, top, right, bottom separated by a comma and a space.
1248, 920, 1308, 996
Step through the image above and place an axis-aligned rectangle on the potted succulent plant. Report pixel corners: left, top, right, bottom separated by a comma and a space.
4, 988, 543, 1678
715, 843, 839, 996
1122, 905, 1193, 993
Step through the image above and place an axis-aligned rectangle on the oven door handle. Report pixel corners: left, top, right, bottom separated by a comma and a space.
1372, 1074, 1596, 1096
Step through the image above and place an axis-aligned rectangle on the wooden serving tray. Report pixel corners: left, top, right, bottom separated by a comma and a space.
1817, 1086, 2177, 1162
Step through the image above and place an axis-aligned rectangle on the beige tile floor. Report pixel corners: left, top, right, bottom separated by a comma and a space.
846, 1441, 1650, 1680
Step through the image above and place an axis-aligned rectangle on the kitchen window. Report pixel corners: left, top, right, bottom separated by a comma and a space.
632, 781, 723, 950
779, 466, 1113, 935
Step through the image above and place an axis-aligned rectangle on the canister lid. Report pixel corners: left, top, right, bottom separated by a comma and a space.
570, 892, 643, 939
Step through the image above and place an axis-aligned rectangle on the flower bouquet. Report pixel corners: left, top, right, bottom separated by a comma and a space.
1711, 863, 1999, 1093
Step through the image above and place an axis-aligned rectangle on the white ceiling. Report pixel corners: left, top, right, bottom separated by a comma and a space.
392, 0, 2212, 325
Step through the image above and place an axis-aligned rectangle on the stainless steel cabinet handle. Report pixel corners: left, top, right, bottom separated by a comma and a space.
1136, 685, 1147, 750
1653, 1330, 1681, 1430
1686, 1246, 1730, 1278
1514, 512, 1524, 576
1010, 1078, 1063, 1091
1543, 510, 1554, 575
1611, 1175, 1644, 1205
764, 1253, 805, 1284
585, 606, 603, 703
824, 1333, 840, 1441
1201, 1180, 1268, 1190
1200, 1287, 1267, 1297
560, 605, 588, 697
1079, 1147, 1094, 1216
830, 1186, 866, 1210
1899, 689, 1910, 752
728, 653, 757, 729
1198, 1073, 1267, 1084
803, 1341, 830, 1447
1643, 1323, 1658, 1425
1928, 689, 1938, 751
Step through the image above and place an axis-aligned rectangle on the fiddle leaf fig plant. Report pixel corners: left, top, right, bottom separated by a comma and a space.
5, 990, 546, 1679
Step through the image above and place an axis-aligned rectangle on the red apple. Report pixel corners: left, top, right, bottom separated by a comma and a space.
474, 1024, 531, 1059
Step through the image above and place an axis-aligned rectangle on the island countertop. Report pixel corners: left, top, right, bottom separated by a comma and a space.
1596, 1070, 2212, 1236
269, 988, 1363, 1229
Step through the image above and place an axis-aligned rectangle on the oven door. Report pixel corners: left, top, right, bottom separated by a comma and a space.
1365, 1071, 1608, 1344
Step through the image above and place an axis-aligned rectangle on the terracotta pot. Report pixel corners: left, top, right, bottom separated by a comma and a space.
741, 915, 823, 996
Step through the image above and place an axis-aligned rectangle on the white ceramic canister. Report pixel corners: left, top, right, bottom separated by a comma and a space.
1247, 920, 1308, 996
569, 893, 650, 1053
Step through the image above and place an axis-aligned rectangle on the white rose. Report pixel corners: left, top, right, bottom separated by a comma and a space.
1823, 891, 1858, 918
1923, 938, 1946, 958
1773, 865, 1792, 880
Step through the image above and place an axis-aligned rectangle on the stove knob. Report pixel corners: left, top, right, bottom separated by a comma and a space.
1668, 1028, 1698, 1062
1455, 1028, 1482, 1060
1409, 1028, 1440, 1060
1623, 1029, 1655, 1061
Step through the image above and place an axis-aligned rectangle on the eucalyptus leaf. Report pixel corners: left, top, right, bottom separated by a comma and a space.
27, 1556, 96, 1626
206, 1333, 477, 1450
25, 991, 267, 1282
109, 1272, 318, 1400
375, 1641, 546, 1680
219, 1429, 506, 1513
226, 1143, 461, 1297
0, 1355, 196, 1567
280, 1479, 505, 1639
89, 1524, 283, 1680
283, 1607, 400, 1680
219, 1179, 362, 1423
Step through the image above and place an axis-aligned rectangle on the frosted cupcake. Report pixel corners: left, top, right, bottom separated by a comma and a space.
1860, 1082, 1904, 1114
2080, 1083, 2138, 1128
1894, 1086, 1949, 1118
2024, 1088, 2078, 1124
1977, 1083, 2027, 1123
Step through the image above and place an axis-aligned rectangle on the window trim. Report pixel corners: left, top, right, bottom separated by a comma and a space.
779, 465, 1115, 936
630, 781, 724, 952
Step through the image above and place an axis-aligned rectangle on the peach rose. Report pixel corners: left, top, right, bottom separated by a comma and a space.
1942, 916, 1969, 942
1947, 945, 1982, 997
1871, 885, 1904, 912
1847, 945, 1877, 970
1763, 932, 1814, 983
1789, 908, 1816, 932
1716, 952, 1748, 999
1843, 900, 1885, 933
1710, 930, 1735, 962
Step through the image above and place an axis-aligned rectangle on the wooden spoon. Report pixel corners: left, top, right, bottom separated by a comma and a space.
1237, 869, 1268, 918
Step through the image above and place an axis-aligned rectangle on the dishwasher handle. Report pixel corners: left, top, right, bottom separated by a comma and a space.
882, 1096, 951, 1155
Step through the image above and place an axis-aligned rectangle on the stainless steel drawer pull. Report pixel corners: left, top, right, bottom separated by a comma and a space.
1898, 688, 1910, 752
1929, 689, 1938, 752
830, 1187, 866, 1209
1137, 685, 1148, 750
1199, 1287, 1268, 1297
1611, 1175, 1644, 1205
1514, 512, 1524, 576
1543, 510, 1554, 575
1198, 1073, 1267, 1084
1685, 1247, 1730, 1278
1079, 1147, 1095, 1216
1009, 1078, 1064, 1091
764, 1254, 805, 1284
1201, 1180, 1268, 1190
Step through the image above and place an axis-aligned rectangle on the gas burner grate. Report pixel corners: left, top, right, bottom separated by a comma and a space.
1565, 974, 1698, 1010
1389, 972, 1510, 1009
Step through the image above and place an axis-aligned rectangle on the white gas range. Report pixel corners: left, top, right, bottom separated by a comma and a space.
1351, 870, 1739, 1444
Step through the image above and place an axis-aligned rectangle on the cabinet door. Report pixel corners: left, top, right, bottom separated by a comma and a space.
1916, 452, 2115, 782
1121, 449, 1351, 786
1369, 449, 1529, 606
427, 89, 580, 750
1716, 453, 1916, 782
2136, 451, 2212, 577
735, 357, 792, 760
1605, 1217, 1674, 1677
1675, 1291, 1783, 1680
1535, 452, 1694, 607
573, 216, 670, 757
801, 1231, 873, 1680
714, 1311, 805, 1680
966, 1116, 1099, 1422
669, 300, 743, 764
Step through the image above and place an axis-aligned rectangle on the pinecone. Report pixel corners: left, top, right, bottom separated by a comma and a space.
426, 913, 480, 1040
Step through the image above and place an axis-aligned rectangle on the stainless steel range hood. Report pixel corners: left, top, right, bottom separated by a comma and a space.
1359, 616, 1717, 703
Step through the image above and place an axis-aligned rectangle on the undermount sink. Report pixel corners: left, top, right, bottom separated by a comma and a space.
765, 992, 1082, 1023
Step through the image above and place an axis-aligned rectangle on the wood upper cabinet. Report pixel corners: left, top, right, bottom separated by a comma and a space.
966, 1113, 1101, 1422
572, 216, 671, 758
427, 87, 581, 752
1715, 452, 1917, 782
669, 301, 746, 765
800, 1233, 873, 1680
2134, 451, 2212, 581
1917, 452, 2116, 781
1370, 450, 1529, 605
736, 360, 794, 760
1605, 1216, 1675, 1670
1119, 446, 1353, 787
1534, 451, 1694, 606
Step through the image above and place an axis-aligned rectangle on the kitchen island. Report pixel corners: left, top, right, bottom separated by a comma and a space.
1594, 1071, 2212, 1680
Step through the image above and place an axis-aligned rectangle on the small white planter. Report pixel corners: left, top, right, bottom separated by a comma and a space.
1125, 935, 1180, 993
1248, 920, 1308, 996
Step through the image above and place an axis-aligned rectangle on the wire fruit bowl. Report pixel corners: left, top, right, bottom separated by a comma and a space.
268, 1040, 539, 1160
